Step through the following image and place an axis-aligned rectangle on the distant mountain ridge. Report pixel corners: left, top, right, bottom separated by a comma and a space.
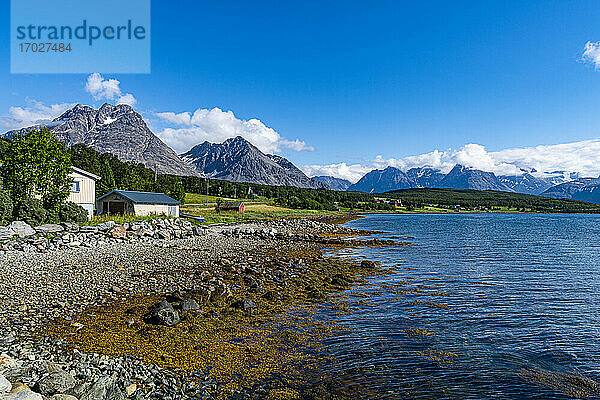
347, 167, 417, 193
5, 103, 198, 176
346, 164, 579, 195
439, 165, 513, 191
181, 136, 327, 189
312, 176, 352, 191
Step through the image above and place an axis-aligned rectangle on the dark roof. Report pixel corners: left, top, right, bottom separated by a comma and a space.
96, 190, 182, 205
218, 201, 244, 209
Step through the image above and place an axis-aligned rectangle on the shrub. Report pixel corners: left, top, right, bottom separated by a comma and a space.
0, 190, 13, 224
59, 201, 88, 224
13, 198, 49, 226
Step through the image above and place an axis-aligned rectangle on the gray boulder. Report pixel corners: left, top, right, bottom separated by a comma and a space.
36, 370, 76, 396
95, 221, 117, 232
0, 373, 10, 393
34, 224, 65, 235
80, 376, 124, 400
0, 392, 44, 399
0, 227, 14, 241
8, 222, 35, 238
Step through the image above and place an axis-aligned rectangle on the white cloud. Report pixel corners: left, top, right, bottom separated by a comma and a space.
580, 41, 600, 69
0, 100, 75, 130
280, 139, 315, 152
301, 163, 373, 183
155, 107, 314, 154
301, 140, 600, 183
85, 73, 137, 106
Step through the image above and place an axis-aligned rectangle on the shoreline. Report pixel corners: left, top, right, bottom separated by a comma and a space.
0, 217, 401, 399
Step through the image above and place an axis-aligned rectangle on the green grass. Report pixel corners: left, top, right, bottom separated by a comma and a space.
183, 193, 256, 205
181, 203, 340, 224
83, 213, 174, 226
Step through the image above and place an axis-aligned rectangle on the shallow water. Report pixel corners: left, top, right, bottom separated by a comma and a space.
319, 213, 600, 399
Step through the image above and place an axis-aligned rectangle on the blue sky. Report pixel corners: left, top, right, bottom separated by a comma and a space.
2, 1, 600, 181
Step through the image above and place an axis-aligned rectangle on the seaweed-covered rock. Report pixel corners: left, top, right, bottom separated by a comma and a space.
230, 299, 257, 312
179, 299, 200, 312
143, 301, 180, 326
360, 260, 376, 269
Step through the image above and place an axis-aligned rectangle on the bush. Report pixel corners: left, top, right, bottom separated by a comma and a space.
13, 198, 49, 226
0, 190, 13, 224
59, 202, 88, 223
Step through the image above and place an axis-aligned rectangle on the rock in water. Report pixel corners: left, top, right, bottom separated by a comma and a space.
143, 301, 180, 326
360, 260, 376, 269
36, 370, 76, 396
80, 376, 124, 400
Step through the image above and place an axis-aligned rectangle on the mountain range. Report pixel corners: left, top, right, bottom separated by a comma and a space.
343, 164, 591, 196
312, 176, 352, 191
5, 104, 326, 189
5, 103, 600, 200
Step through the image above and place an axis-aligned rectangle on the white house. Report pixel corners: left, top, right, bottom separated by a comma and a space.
96, 190, 181, 217
67, 166, 100, 219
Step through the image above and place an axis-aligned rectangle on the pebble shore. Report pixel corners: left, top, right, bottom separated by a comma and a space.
0, 218, 373, 400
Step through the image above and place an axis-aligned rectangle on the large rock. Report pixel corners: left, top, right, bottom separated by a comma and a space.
35, 370, 75, 396
80, 376, 124, 400
179, 299, 200, 312
231, 299, 257, 312
107, 226, 127, 239
0, 227, 14, 241
34, 224, 64, 235
95, 221, 116, 232
0, 374, 10, 393
0, 392, 44, 399
8, 222, 35, 238
143, 301, 180, 327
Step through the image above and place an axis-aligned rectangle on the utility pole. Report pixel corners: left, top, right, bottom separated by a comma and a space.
234, 186, 237, 200
205, 175, 209, 206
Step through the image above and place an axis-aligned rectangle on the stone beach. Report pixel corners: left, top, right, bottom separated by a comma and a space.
0, 217, 389, 399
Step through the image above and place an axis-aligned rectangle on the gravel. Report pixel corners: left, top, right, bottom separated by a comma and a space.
0, 218, 364, 399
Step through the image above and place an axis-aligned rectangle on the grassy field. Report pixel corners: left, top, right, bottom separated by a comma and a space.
181, 203, 340, 224
183, 192, 262, 205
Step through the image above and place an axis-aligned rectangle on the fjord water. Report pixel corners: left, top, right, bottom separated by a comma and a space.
322, 213, 600, 399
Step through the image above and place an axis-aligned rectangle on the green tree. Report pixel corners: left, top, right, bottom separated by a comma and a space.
98, 159, 116, 195
169, 180, 186, 203
2, 127, 72, 208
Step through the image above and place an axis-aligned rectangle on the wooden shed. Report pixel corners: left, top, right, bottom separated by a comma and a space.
96, 190, 181, 217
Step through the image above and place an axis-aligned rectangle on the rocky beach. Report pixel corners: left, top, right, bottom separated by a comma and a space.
0, 216, 397, 400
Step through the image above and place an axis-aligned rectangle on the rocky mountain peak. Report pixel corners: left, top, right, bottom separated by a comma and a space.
6, 103, 198, 176
180, 136, 327, 189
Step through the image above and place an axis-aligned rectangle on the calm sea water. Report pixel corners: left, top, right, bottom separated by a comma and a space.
319, 213, 600, 399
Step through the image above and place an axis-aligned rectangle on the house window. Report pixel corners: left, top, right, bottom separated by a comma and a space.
71, 181, 80, 193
